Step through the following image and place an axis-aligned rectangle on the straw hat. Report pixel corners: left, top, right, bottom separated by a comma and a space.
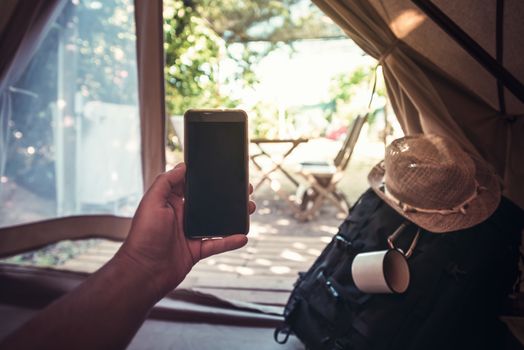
368, 134, 501, 233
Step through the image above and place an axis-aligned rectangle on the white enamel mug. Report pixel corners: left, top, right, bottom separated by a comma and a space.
351, 249, 410, 294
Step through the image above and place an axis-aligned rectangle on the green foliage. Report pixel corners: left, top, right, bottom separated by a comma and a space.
329, 67, 370, 105
162, 0, 388, 142
248, 102, 280, 138
327, 64, 386, 125
164, 1, 237, 115
163, 0, 346, 118
197, 0, 343, 43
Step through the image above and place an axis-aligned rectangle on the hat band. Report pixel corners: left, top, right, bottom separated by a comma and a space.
383, 180, 485, 216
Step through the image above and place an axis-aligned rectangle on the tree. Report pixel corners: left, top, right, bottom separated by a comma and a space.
164, 0, 234, 116
163, 0, 345, 117
327, 65, 387, 125
198, 0, 344, 43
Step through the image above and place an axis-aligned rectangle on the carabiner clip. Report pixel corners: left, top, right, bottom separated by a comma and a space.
387, 222, 420, 258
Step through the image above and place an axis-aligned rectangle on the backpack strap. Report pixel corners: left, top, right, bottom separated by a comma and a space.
274, 324, 292, 344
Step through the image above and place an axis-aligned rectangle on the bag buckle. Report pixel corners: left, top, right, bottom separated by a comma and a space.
335, 235, 352, 250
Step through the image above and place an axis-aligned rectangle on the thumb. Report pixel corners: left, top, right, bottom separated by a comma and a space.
199, 235, 248, 260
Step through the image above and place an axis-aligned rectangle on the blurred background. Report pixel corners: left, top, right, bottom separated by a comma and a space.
2, 0, 405, 304
162, 0, 403, 201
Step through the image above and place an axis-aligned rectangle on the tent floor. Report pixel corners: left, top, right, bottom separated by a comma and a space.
0, 263, 304, 349
0, 303, 304, 349
2, 263, 524, 349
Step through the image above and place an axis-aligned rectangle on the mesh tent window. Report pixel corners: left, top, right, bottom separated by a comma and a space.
0, 0, 165, 257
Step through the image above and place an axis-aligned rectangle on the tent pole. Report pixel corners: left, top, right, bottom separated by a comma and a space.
411, 0, 524, 104
495, 0, 506, 114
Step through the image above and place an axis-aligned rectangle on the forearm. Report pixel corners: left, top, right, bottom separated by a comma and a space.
1, 254, 159, 350
0, 163, 250, 349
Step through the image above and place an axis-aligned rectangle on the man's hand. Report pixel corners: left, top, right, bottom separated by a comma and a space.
1, 162, 255, 350
115, 162, 255, 300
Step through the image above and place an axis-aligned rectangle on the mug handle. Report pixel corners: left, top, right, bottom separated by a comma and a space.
387, 223, 421, 259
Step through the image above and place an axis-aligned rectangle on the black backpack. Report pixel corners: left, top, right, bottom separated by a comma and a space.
275, 188, 524, 350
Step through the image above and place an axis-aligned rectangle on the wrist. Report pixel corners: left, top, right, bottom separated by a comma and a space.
110, 250, 164, 304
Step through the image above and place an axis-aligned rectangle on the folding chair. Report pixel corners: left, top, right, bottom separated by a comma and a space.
295, 114, 368, 221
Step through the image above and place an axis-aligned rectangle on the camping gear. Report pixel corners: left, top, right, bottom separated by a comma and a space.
368, 134, 501, 233
351, 248, 410, 294
351, 221, 418, 294
275, 188, 524, 350
296, 114, 368, 221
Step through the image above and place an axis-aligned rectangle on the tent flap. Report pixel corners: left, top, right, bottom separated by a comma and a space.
313, 0, 524, 209
135, 0, 167, 190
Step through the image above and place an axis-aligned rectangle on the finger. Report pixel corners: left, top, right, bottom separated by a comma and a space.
171, 194, 185, 238
249, 183, 253, 195
248, 200, 256, 214
199, 235, 248, 260
146, 163, 186, 203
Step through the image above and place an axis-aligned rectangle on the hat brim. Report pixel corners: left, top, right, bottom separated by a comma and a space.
368, 157, 501, 233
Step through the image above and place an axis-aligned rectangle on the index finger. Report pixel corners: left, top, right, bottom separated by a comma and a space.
146, 163, 186, 203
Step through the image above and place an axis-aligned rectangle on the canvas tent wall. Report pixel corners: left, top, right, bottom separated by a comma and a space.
312, 0, 524, 212
0, 0, 166, 256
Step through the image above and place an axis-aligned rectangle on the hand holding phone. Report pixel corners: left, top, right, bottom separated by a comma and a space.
184, 109, 250, 238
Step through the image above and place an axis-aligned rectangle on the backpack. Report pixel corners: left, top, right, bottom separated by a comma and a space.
275, 188, 524, 350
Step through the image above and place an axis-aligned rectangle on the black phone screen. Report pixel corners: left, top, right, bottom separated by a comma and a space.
185, 120, 248, 237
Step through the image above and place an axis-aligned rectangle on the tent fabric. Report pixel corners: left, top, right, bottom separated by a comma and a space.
312, 0, 524, 210
0, 0, 67, 94
0, 304, 304, 349
0, 0, 166, 256
0, 1, 17, 37
0, 264, 283, 326
0, 264, 304, 349
135, 0, 167, 190
0, 216, 131, 258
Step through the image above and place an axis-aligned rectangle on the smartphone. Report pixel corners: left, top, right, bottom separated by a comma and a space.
183, 109, 249, 238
